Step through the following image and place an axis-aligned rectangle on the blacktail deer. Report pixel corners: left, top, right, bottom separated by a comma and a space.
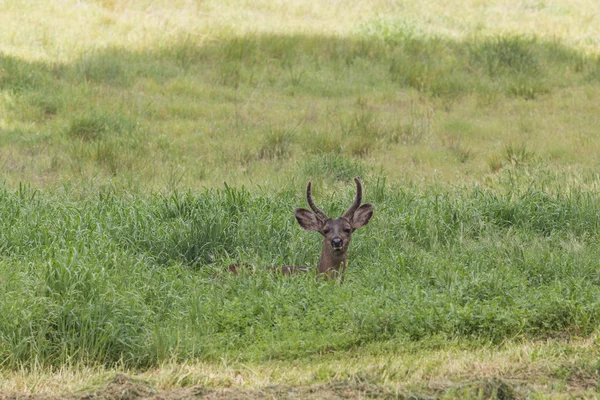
228, 177, 373, 280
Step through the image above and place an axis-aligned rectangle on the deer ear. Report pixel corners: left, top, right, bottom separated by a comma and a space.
351, 203, 373, 230
295, 208, 323, 231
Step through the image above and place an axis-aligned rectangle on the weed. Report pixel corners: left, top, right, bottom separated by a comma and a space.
299, 153, 367, 182
358, 16, 422, 45
303, 129, 343, 155
348, 137, 373, 157
386, 104, 432, 145
488, 155, 504, 173
258, 126, 297, 160
446, 138, 473, 164
504, 143, 535, 166
507, 76, 550, 99
286, 65, 305, 87
470, 36, 541, 77
65, 110, 137, 142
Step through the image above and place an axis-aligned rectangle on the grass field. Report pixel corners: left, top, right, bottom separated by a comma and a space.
2, 0, 600, 398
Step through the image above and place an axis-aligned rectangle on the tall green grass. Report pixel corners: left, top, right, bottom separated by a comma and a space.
2, 169, 600, 369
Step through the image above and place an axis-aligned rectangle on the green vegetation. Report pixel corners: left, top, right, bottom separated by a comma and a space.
2, 168, 600, 367
2, 0, 600, 397
2, 25, 600, 189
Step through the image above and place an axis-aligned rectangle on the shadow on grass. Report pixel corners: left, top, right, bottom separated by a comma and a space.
1, 32, 599, 176
1, 32, 600, 184
2, 31, 600, 104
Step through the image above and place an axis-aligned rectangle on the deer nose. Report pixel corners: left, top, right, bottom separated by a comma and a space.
331, 237, 343, 248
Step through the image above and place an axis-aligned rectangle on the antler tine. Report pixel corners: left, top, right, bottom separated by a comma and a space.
306, 181, 329, 221
343, 177, 362, 219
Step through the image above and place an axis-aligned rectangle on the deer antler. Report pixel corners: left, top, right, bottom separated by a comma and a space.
306, 181, 329, 221
342, 177, 362, 219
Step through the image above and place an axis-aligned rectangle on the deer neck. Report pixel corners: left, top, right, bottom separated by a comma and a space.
318, 240, 347, 278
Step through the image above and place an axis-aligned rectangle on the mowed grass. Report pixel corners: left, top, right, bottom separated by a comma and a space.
4, 335, 600, 397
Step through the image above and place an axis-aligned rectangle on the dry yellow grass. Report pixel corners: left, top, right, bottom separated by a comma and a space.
1, 0, 599, 64
2, 335, 599, 397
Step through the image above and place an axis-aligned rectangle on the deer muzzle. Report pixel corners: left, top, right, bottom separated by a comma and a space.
331, 237, 343, 250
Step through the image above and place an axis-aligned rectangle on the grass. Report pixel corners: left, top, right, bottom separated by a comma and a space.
2, 0, 600, 397
2, 168, 600, 368
3, 168, 600, 396
1, 6, 600, 189
3, 336, 600, 397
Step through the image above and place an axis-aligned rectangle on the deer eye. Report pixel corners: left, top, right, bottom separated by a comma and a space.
343, 227, 351, 233
322, 228, 330, 234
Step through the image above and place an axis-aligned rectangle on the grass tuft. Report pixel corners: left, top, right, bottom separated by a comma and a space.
503, 143, 535, 166
299, 153, 367, 183
258, 126, 297, 160
65, 110, 137, 141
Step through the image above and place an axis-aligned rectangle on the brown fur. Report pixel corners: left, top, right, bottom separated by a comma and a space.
223, 178, 373, 280
294, 178, 373, 280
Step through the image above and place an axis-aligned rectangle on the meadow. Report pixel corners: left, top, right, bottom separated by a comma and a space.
2, 0, 600, 398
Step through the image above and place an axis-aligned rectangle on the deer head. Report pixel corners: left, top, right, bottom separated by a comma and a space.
294, 177, 373, 279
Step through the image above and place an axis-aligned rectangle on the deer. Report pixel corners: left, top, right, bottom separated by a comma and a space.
227, 177, 373, 280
